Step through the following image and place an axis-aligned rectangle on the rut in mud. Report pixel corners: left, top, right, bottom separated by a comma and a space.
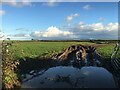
52, 44, 102, 66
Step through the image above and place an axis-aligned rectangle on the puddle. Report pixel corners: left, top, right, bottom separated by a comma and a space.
20, 45, 119, 88
21, 66, 117, 88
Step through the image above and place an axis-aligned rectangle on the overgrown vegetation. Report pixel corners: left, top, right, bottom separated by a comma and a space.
2, 41, 21, 89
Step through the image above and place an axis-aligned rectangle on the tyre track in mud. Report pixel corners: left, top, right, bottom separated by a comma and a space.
52, 44, 103, 67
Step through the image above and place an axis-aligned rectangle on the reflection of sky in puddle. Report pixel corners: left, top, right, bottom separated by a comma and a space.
22, 66, 117, 88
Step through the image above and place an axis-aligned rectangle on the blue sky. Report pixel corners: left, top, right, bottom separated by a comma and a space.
0, 1, 118, 40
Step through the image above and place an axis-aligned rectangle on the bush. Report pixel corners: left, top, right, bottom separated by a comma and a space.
2, 41, 21, 89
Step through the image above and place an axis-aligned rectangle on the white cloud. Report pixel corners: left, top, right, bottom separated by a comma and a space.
0, 10, 5, 16
30, 23, 118, 40
78, 22, 85, 25
2, 22, 118, 40
71, 22, 118, 39
66, 16, 73, 22
2, 0, 32, 7
73, 13, 79, 17
12, 22, 118, 40
42, 0, 58, 7
31, 31, 43, 37
83, 4, 92, 10
5, 0, 17, 6
106, 22, 118, 31
76, 22, 118, 31
89, 23, 104, 31
6, 33, 31, 40
31, 26, 73, 40
14, 33, 30, 37
10, 36, 31, 40
66, 13, 80, 22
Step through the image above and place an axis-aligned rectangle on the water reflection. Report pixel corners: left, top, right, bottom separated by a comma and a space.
21, 66, 117, 88
20, 45, 120, 88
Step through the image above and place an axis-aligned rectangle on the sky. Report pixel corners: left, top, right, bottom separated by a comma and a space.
0, 1, 119, 40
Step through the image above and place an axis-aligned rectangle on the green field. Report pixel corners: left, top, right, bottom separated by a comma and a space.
2, 40, 116, 89
10, 41, 96, 59
97, 45, 115, 59
4, 41, 115, 60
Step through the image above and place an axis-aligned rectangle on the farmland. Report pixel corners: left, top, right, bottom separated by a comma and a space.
7, 41, 115, 59
2, 40, 117, 89
10, 41, 95, 59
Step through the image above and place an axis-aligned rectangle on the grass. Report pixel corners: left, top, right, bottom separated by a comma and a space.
2, 40, 117, 89
97, 44, 115, 60
10, 41, 95, 59
10, 41, 116, 60
3, 41, 95, 89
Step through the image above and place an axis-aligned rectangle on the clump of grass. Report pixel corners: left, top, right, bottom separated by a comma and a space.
97, 45, 115, 60
2, 41, 21, 89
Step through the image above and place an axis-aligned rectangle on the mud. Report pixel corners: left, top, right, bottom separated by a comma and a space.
52, 44, 102, 67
